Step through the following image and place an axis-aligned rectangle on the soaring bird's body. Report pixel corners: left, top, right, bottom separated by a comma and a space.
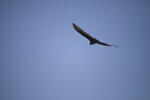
72, 23, 118, 47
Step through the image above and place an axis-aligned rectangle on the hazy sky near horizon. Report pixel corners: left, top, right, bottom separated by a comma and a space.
1, 0, 150, 100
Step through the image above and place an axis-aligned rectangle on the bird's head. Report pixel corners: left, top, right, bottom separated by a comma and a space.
90, 41, 95, 45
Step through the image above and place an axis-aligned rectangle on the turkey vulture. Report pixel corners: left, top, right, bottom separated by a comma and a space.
72, 23, 118, 48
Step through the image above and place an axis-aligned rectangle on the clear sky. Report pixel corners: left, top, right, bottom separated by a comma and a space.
1, 0, 150, 100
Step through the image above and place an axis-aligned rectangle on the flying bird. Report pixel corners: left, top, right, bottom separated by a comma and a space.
72, 23, 118, 48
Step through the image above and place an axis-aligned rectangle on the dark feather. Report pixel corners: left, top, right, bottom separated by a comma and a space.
72, 23, 118, 48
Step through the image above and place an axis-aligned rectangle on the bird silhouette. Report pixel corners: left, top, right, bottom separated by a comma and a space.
72, 23, 118, 48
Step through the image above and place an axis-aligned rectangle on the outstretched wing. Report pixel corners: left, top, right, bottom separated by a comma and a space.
72, 23, 118, 48
72, 23, 96, 41
98, 41, 119, 47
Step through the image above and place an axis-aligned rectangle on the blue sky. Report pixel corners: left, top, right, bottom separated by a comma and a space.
1, 0, 150, 100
